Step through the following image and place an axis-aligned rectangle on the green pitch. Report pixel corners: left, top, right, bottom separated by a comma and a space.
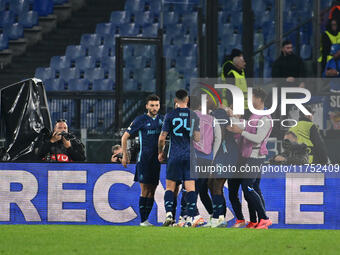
0, 225, 339, 255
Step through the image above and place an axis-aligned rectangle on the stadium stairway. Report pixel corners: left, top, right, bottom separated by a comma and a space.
0, 0, 125, 87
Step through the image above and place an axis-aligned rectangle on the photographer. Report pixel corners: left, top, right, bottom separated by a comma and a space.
111, 144, 123, 163
270, 132, 309, 165
38, 119, 85, 162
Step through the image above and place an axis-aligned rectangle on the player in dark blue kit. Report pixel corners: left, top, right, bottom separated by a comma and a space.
121, 94, 164, 226
158, 89, 204, 227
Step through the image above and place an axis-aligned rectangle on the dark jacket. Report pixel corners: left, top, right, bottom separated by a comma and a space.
272, 53, 304, 80
270, 142, 309, 165
222, 60, 243, 107
38, 137, 86, 162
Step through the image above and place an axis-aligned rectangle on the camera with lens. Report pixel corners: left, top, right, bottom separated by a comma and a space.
59, 131, 75, 141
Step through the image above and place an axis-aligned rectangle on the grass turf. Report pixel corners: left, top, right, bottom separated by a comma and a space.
0, 225, 339, 255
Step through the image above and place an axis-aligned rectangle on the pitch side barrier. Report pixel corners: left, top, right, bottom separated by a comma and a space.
0, 163, 339, 229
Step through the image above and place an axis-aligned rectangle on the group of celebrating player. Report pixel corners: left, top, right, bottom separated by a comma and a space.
121, 88, 273, 229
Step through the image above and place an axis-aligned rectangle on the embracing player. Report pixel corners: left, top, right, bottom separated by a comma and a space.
121, 94, 164, 226
158, 89, 204, 227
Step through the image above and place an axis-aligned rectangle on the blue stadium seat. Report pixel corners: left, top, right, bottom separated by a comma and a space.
148, 0, 161, 13
35, 67, 54, 80
163, 11, 179, 25
59, 67, 79, 81
93, 79, 115, 91
101, 56, 115, 69
33, 0, 53, 16
219, 23, 233, 38
50, 56, 71, 69
84, 67, 105, 81
80, 34, 102, 48
88, 45, 111, 59
19, 11, 38, 28
134, 11, 154, 24
300, 44, 311, 60
180, 44, 197, 57
228, 33, 241, 48
141, 78, 155, 92
44, 78, 66, 91
142, 23, 158, 37
119, 23, 140, 36
164, 45, 180, 59
68, 79, 91, 91
140, 67, 155, 81
124, 78, 138, 91
107, 67, 115, 80
75, 56, 96, 70
9, 0, 30, 14
4, 23, 24, 40
0, 11, 15, 28
96, 23, 113, 35
164, 24, 183, 37
125, 0, 145, 12
176, 56, 196, 71
103, 34, 116, 48
181, 12, 198, 24
65, 45, 86, 60
110, 11, 129, 24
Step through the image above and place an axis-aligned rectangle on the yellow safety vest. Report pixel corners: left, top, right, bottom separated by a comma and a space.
318, 31, 340, 63
289, 120, 314, 163
221, 61, 248, 109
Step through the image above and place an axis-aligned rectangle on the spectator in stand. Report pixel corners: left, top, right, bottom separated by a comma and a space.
320, 19, 340, 71
272, 40, 305, 88
323, 44, 340, 92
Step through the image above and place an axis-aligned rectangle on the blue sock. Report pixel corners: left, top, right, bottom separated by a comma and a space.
186, 191, 198, 217
172, 196, 177, 219
139, 197, 147, 222
180, 190, 187, 217
212, 195, 225, 218
164, 190, 174, 214
145, 198, 154, 220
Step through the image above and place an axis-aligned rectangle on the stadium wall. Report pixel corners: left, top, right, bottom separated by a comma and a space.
0, 163, 339, 229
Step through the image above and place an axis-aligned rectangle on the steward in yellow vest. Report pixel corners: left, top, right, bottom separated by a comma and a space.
319, 19, 340, 70
221, 49, 249, 117
289, 114, 329, 164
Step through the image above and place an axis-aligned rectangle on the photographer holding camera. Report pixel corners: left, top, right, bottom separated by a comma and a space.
270, 131, 309, 165
38, 119, 85, 162
111, 145, 123, 163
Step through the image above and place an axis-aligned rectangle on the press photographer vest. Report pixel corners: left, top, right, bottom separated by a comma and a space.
289, 121, 314, 163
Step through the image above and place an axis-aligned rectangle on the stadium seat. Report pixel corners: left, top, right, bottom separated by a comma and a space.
163, 11, 179, 25
75, 56, 96, 70
176, 56, 196, 71
50, 56, 71, 69
148, 0, 161, 13
140, 78, 155, 92
164, 45, 180, 59
0, 10, 15, 28
4, 23, 24, 40
68, 79, 91, 91
124, 78, 138, 91
84, 67, 105, 81
133, 11, 154, 24
35, 67, 54, 80
140, 67, 155, 81
142, 23, 158, 37
125, 0, 145, 12
44, 78, 66, 91
18, 10, 39, 28
103, 34, 116, 48
80, 34, 102, 48
93, 79, 115, 91
110, 11, 129, 24
107, 67, 115, 80
65, 45, 86, 60
181, 12, 198, 25
119, 23, 140, 36
101, 56, 116, 69
88, 45, 111, 59
300, 44, 311, 60
33, 0, 53, 16
180, 44, 197, 57
9, 0, 30, 14
59, 67, 79, 81
96, 23, 113, 35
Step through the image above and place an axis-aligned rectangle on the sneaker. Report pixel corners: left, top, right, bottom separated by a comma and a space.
174, 216, 186, 227
211, 215, 227, 228
255, 219, 272, 229
231, 219, 246, 228
163, 212, 174, 227
203, 215, 213, 227
246, 222, 258, 229
140, 220, 153, 227
184, 215, 205, 228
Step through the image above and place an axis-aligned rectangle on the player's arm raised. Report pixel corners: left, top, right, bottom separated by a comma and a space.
158, 131, 168, 163
121, 132, 130, 168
